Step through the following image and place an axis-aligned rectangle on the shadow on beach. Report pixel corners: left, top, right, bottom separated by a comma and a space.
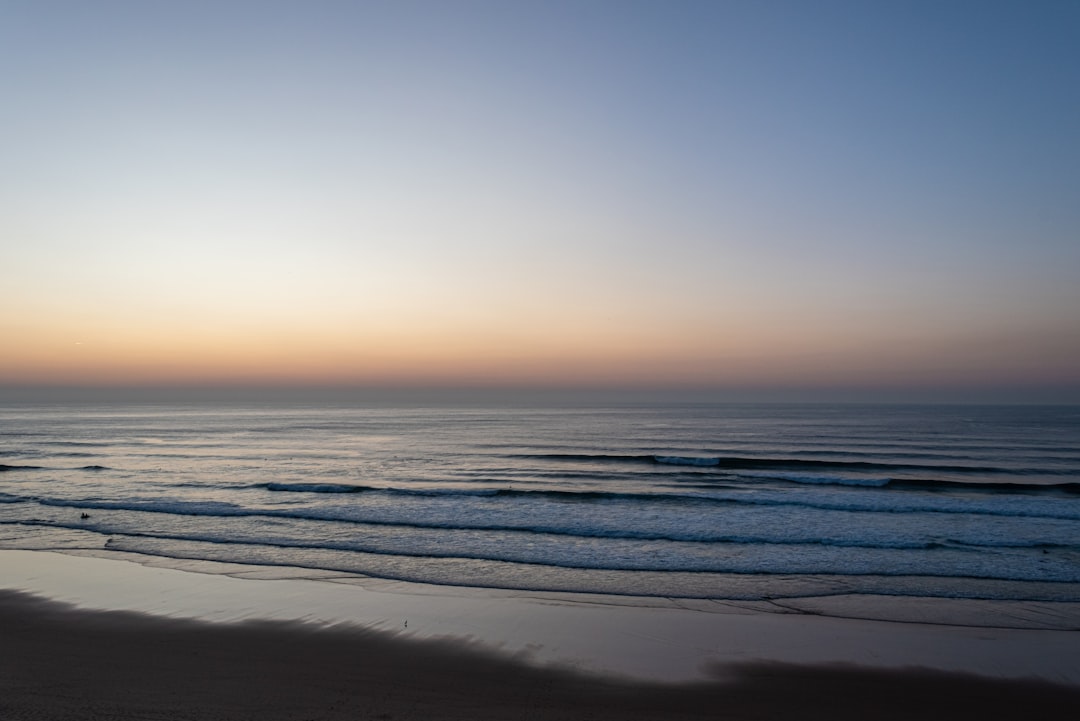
2, 589, 1077, 720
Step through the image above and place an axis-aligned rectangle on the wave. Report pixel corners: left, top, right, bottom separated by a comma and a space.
20, 492, 1080, 546
888, 478, 1080, 493
734, 473, 893, 487
259, 482, 669, 503
727, 473, 1080, 493
0, 449, 97, 459
0, 463, 110, 472
1, 514, 932, 550
653, 455, 722, 466
262, 482, 506, 497
516, 452, 1075, 477
260, 481, 924, 506
10, 472, 1076, 525
655, 454, 1017, 475
264, 482, 368, 493
8, 519, 1079, 585
512, 453, 1080, 489
250, 481, 1080, 519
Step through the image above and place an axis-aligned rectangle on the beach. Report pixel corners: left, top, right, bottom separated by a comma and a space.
2, 404, 1079, 717
2, 549, 1079, 720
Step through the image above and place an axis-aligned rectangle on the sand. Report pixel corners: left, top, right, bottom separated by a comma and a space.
2, 550, 1079, 719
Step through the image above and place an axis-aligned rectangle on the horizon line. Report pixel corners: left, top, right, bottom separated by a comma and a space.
2, 382, 1078, 406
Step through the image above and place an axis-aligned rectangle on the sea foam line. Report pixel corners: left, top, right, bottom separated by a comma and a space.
6, 522, 1074, 584
7, 479, 1080, 522
9, 498, 1080, 549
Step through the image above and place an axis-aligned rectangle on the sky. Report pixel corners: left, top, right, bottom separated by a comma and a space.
2, 0, 1078, 403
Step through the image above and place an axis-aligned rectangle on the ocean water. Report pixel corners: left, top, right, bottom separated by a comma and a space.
2, 403, 1079, 604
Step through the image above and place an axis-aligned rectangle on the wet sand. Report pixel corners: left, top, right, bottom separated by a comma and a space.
4, 550, 1080, 684
2, 550, 1080, 719
3, 588, 1080, 721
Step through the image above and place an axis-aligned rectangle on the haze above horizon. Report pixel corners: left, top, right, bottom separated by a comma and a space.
3, 1, 1078, 404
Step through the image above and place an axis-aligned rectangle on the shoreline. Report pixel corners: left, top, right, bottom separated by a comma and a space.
3, 587, 1080, 720
1, 549, 1079, 686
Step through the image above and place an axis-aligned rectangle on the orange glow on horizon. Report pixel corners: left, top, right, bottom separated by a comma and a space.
5, 307, 1078, 391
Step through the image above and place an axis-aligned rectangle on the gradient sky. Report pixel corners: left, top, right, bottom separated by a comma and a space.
2, 0, 1078, 402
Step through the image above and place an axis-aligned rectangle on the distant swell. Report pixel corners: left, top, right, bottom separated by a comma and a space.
514, 453, 1078, 482
654, 455, 722, 467
888, 478, 1080, 493
263, 482, 369, 494
247, 481, 1080, 516
259, 483, 674, 503
0, 463, 110, 473
263, 472, 1080, 496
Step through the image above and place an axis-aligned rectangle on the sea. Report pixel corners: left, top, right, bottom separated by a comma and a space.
2, 403, 1079, 606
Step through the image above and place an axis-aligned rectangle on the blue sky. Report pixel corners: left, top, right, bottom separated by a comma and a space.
2, 1, 1078, 401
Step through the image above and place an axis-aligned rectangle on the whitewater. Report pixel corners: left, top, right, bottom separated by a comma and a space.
1, 403, 1078, 605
